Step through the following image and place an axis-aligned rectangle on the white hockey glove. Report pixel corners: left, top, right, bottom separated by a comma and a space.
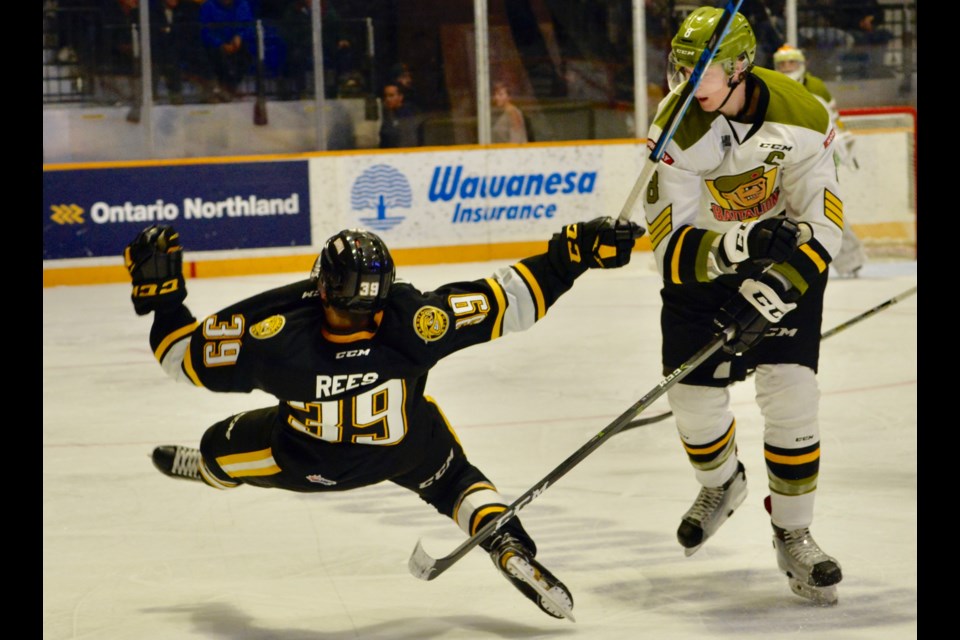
716, 216, 804, 273
713, 272, 798, 354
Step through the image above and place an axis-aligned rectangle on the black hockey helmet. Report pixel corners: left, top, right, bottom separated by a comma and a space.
311, 229, 395, 312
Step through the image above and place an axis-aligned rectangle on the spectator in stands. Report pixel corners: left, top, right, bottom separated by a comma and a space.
53, 0, 99, 68
199, 0, 256, 102
151, 0, 186, 104
387, 62, 418, 110
101, 0, 138, 74
834, 0, 894, 46
277, 0, 312, 100
491, 80, 529, 144
175, 0, 222, 103
733, 0, 786, 68
379, 82, 423, 149
277, 0, 358, 99
98, 0, 139, 102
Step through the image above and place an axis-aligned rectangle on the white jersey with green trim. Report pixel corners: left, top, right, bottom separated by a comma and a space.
642, 66, 843, 280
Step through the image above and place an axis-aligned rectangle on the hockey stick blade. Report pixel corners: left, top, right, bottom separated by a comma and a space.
615, 283, 917, 437
618, 411, 674, 433
408, 330, 731, 581
617, 0, 744, 223
821, 285, 916, 340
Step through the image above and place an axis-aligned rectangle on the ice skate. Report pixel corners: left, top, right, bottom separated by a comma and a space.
489, 533, 575, 621
152, 445, 203, 482
772, 524, 843, 605
677, 462, 747, 556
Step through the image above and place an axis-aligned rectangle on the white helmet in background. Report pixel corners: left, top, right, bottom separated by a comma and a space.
773, 45, 806, 82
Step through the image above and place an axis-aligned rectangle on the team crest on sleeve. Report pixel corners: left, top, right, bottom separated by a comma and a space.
250, 314, 286, 339
413, 306, 449, 342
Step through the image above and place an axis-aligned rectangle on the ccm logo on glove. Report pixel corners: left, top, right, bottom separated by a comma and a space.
133, 278, 182, 299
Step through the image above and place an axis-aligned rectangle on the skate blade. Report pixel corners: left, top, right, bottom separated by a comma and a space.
506, 557, 576, 622
788, 578, 838, 606
682, 484, 748, 558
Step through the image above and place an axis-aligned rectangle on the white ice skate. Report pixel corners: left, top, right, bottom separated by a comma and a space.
772, 524, 843, 605
677, 462, 748, 556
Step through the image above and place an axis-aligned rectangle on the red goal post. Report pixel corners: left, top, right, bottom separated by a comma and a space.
836, 106, 917, 260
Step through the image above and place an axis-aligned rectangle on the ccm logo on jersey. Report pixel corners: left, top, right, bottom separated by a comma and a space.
316, 372, 379, 397
759, 142, 793, 151
336, 348, 370, 359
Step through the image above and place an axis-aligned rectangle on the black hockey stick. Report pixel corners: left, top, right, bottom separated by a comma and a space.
617, 284, 918, 435
408, 327, 734, 581
253, 19, 268, 126
821, 284, 916, 340
616, 0, 744, 224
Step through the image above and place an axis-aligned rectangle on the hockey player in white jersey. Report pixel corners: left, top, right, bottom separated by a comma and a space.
773, 44, 867, 278
641, 7, 844, 605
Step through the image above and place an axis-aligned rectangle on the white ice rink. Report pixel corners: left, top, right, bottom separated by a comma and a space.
43, 255, 917, 639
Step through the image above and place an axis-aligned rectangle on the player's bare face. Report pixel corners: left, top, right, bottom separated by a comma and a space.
690, 64, 731, 112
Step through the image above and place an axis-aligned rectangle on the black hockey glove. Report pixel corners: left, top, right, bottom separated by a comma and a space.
713, 272, 799, 354
123, 225, 186, 316
717, 216, 803, 270
561, 217, 645, 272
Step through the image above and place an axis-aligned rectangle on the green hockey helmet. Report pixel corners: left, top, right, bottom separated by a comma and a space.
773, 44, 806, 82
669, 7, 756, 85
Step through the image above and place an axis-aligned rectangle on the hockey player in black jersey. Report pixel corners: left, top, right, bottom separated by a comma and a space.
124, 218, 643, 621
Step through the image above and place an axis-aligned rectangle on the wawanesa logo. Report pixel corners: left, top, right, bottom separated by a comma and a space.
427, 165, 596, 201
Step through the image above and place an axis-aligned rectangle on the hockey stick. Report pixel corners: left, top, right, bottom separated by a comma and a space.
616, 0, 744, 224
408, 327, 734, 581
821, 284, 916, 339
617, 284, 918, 434
253, 19, 268, 126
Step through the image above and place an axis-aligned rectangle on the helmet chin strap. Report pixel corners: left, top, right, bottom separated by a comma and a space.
716, 75, 741, 111
717, 61, 749, 112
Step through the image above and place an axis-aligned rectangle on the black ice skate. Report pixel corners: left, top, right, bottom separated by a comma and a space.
152, 445, 203, 482
677, 461, 747, 556
489, 533, 575, 621
772, 524, 843, 605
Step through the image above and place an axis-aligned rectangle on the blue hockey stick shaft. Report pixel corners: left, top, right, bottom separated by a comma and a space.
617, 0, 744, 223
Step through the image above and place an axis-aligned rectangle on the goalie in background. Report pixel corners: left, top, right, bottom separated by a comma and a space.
123, 219, 642, 622
642, 7, 845, 605
773, 44, 867, 278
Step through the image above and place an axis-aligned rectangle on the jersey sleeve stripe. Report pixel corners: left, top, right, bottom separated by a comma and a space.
649, 206, 672, 249
799, 243, 828, 273
153, 321, 197, 363
485, 276, 509, 338
216, 447, 282, 478
183, 346, 204, 387
823, 190, 843, 228
510, 262, 546, 320
669, 226, 694, 284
